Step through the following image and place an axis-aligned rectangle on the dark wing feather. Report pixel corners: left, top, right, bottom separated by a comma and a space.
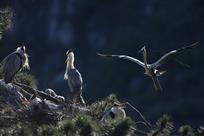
151, 42, 199, 68
67, 68, 83, 93
2, 53, 22, 83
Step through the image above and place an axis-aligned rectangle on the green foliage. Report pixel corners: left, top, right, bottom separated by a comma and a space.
148, 114, 174, 136
110, 117, 134, 136
0, 94, 201, 136
37, 125, 62, 136
59, 119, 75, 135
14, 72, 38, 89
100, 117, 134, 136
0, 106, 14, 116
14, 126, 33, 136
179, 125, 195, 136
75, 114, 100, 136
0, 8, 13, 40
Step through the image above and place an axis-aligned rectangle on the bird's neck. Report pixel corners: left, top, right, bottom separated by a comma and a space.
66, 61, 75, 70
111, 107, 126, 118
142, 51, 148, 68
23, 53, 30, 69
16, 51, 30, 70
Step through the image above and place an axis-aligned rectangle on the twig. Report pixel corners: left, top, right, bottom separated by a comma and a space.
125, 102, 152, 129
135, 121, 151, 131
13, 82, 64, 104
0, 115, 16, 119
12, 84, 32, 99
131, 126, 147, 135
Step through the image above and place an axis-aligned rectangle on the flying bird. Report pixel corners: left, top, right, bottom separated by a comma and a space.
64, 49, 85, 105
98, 42, 199, 91
0, 46, 30, 84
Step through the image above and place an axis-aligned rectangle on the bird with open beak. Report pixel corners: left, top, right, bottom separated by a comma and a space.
64, 49, 85, 105
101, 102, 126, 122
1, 45, 30, 83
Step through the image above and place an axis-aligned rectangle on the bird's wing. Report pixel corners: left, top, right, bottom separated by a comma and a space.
67, 69, 83, 92
97, 53, 145, 68
151, 42, 199, 68
2, 53, 22, 82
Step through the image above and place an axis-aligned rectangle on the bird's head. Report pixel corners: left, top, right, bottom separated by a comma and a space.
16, 45, 26, 54
21, 45, 26, 52
65, 49, 75, 64
16, 45, 30, 70
138, 46, 146, 54
111, 102, 126, 119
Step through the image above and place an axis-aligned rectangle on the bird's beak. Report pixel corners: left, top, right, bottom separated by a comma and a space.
138, 46, 146, 54
120, 103, 127, 109
120, 105, 126, 109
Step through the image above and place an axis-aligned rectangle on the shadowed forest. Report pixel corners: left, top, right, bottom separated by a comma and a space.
0, 0, 204, 135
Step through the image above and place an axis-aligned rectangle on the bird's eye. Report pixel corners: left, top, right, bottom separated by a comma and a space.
66, 50, 70, 55
21, 46, 26, 52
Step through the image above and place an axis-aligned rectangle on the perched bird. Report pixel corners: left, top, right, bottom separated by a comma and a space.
101, 102, 126, 122
1, 46, 30, 83
64, 49, 85, 105
98, 42, 198, 90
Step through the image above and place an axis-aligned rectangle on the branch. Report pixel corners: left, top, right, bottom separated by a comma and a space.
131, 126, 147, 135
125, 102, 152, 129
13, 82, 64, 104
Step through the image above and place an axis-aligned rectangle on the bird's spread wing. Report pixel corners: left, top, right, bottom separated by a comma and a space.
151, 42, 199, 68
97, 53, 145, 68
2, 53, 22, 82
67, 69, 83, 92
176, 42, 199, 53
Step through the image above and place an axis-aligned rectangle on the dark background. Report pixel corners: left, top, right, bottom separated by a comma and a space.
0, 0, 204, 127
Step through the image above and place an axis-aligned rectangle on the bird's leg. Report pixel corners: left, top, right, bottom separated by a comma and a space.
76, 92, 86, 106
69, 92, 76, 104
71, 92, 86, 106
156, 77, 163, 91
151, 77, 158, 91
79, 95, 86, 106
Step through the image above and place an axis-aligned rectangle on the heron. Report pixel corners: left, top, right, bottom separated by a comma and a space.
98, 42, 199, 91
0, 46, 30, 84
64, 49, 85, 105
101, 102, 126, 122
